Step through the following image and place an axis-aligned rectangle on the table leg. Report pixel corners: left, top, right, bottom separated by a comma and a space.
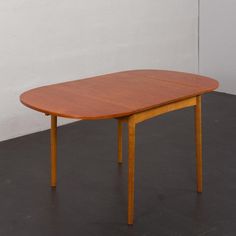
118, 119, 123, 164
128, 117, 136, 225
195, 96, 202, 193
51, 115, 57, 188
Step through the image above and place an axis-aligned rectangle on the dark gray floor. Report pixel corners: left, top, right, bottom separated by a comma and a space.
0, 92, 236, 236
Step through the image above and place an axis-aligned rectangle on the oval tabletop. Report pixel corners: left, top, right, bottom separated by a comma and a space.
20, 70, 219, 120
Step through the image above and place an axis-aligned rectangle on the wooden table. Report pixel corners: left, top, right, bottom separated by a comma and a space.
20, 70, 218, 225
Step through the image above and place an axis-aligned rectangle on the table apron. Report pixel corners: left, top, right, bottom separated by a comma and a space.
118, 96, 197, 125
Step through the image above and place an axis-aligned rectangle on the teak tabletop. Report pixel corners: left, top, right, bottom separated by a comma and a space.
20, 70, 219, 225
20, 70, 218, 120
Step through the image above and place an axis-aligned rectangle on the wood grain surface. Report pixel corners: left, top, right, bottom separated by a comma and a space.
20, 70, 218, 119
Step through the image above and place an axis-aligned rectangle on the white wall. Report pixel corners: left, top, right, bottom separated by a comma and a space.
0, 0, 198, 141
200, 0, 236, 94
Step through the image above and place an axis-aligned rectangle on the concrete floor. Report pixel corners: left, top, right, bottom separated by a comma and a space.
0, 92, 236, 236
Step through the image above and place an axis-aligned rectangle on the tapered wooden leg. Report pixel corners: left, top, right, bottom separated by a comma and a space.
51, 115, 57, 188
128, 117, 136, 225
118, 119, 123, 164
195, 96, 202, 193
